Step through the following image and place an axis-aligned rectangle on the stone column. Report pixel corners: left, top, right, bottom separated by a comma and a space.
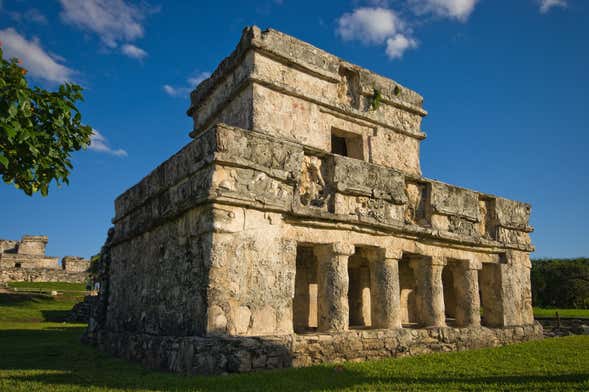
369, 249, 402, 329
314, 242, 354, 332
411, 256, 446, 328
479, 262, 504, 327
453, 260, 481, 328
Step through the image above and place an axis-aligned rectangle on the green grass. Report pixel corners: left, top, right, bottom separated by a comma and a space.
0, 290, 84, 323
7, 281, 87, 292
1, 291, 589, 391
534, 307, 589, 318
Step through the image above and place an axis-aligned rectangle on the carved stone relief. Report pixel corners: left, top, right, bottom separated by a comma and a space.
298, 155, 333, 211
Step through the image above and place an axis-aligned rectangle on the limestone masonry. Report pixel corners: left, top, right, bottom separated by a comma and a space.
0, 235, 90, 283
85, 26, 542, 374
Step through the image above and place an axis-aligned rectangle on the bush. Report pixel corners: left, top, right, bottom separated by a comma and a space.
531, 258, 589, 308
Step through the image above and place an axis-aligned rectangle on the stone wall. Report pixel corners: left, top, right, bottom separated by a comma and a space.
0, 253, 59, 269
0, 236, 90, 283
0, 267, 87, 283
62, 256, 91, 273
107, 127, 218, 337
17, 235, 48, 256
0, 239, 18, 253
106, 209, 212, 337
94, 323, 543, 374
537, 317, 589, 337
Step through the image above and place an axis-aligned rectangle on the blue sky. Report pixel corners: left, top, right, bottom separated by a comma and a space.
0, 0, 587, 259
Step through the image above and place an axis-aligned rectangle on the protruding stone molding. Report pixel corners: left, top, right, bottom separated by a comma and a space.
368, 248, 403, 329
314, 242, 353, 332
410, 255, 446, 328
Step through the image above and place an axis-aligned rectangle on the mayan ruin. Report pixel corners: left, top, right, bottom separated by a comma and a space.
84, 26, 543, 374
0, 235, 90, 283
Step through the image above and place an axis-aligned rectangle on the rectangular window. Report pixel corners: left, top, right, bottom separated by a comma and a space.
331, 128, 364, 160
331, 134, 348, 157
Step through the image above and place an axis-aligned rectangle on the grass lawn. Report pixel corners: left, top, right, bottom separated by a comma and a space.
534, 307, 589, 318
7, 281, 87, 292
1, 287, 588, 391
0, 289, 84, 323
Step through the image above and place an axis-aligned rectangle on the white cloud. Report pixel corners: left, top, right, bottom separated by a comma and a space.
386, 34, 418, 59
409, 0, 478, 21
336, 7, 416, 59
163, 84, 181, 97
337, 7, 402, 44
58, 0, 147, 48
89, 130, 127, 157
187, 72, 211, 86
164, 72, 211, 97
538, 0, 567, 13
121, 44, 147, 59
0, 28, 74, 83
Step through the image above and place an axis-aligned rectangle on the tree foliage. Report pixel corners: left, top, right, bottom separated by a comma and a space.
0, 45, 92, 196
531, 258, 589, 308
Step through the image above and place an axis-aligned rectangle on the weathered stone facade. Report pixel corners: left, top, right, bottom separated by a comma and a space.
0, 235, 89, 283
86, 26, 541, 374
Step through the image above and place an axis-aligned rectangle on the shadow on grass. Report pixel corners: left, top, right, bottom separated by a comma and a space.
0, 292, 46, 305
40, 309, 72, 322
1, 327, 588, 391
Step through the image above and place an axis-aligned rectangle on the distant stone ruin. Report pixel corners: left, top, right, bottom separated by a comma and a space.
85, 26, 542, 374
0, 235, 90, 283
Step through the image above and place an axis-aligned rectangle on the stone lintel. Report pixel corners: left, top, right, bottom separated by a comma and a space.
447, 257, 483, 271
430, 255, 448, 267
314, 242, 355, 257
382, 248, 403, 260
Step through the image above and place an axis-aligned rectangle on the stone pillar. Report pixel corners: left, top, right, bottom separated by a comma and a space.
314, 242, 354, 332
453, 260, 481, 328
479, 262, 505, 327
411, 256, 446, 328
500, 251, 535, 326
369, 249, 402, 329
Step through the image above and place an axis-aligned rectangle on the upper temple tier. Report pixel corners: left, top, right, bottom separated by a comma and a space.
187, 26, 428, 176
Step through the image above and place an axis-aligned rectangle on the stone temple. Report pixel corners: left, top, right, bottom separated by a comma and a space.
0, 235, 90, 283
85, 26, 542, 374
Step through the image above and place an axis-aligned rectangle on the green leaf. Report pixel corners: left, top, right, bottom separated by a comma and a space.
8, 104, 17, 117
0, 154, 8, 168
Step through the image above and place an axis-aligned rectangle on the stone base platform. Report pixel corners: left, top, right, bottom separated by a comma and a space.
90, 323, 543, 375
